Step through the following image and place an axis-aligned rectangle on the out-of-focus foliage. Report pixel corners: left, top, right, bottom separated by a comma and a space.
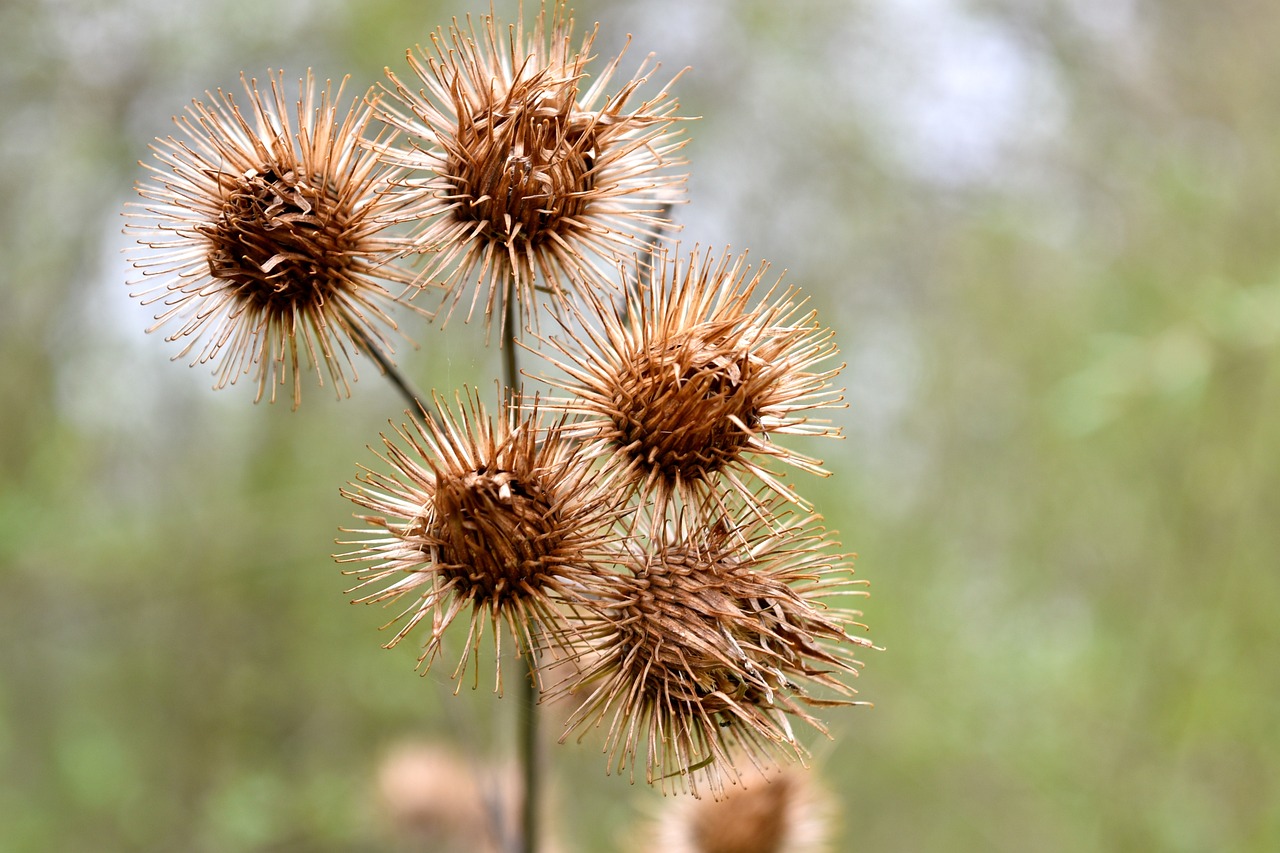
2, 0, 1278, 850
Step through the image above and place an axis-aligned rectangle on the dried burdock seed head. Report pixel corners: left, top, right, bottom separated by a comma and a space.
536, 245, 846, 523
375, 0, 689, 339
126, 70, 422, 408
642, 765, 836, 853
339, 390, 620, 693
553, 503, 874, 798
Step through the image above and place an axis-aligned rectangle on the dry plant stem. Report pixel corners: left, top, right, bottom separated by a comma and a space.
504, 289, 540, 853
349, 324, 430, 421
518, 646, 539, 853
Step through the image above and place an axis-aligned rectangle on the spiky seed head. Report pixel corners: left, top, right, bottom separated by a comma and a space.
125, 70, 422, 408
554, 504, 874, 797
339, 391, 619, 692
375, 1, 689, 339
535, 246, 846, 523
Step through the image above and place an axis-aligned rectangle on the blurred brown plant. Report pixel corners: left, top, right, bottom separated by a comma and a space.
373, 1, 689, 339
126, 70, 421, 408
552, 503, 873, 797
534, 246, 846, 525
377, 741, 494, 851
640, 764, 836, 853
338, 391, 621, 692
376, 739, 569, 853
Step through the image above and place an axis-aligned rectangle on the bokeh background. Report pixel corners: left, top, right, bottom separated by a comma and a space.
3, 0, 1279, 850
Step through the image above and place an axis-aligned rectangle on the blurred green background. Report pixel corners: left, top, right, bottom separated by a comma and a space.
3, 0, 1278, 850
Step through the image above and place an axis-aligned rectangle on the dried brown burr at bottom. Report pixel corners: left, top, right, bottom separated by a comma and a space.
551, 505, 874, 798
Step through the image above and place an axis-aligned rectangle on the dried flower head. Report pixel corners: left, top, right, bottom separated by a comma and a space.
375, 1, 688, 338
643, 765, 836, 853
339, 391, 619, 692
126, 70, 420, 408
554, 504, 873, 797
536, 246, 846, 523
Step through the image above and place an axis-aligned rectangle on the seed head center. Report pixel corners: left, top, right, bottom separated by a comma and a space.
203, 166, 357, 308
433, 466, 561, 601
621, 549, 781, 711
450, 99, 597, 245
614, 339, 761, 478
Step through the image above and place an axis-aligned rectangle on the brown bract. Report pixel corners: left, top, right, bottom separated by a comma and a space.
374, 1, 689, 339
339, 391, 620, 692
553, 507, 873, 797
126, 71, 420, 408
535, 246, 846, 525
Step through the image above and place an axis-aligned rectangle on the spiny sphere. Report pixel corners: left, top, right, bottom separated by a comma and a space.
126, 71, 419, 408
555, 506, 874, 797
536, 246, 846, 525
339, 392, 619, 692
374, 1, 688, 338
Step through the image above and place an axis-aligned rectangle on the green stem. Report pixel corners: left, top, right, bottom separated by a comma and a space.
503, 302, 519, 415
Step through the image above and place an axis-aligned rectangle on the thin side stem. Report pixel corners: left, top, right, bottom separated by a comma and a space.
350, 324, 431, 422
